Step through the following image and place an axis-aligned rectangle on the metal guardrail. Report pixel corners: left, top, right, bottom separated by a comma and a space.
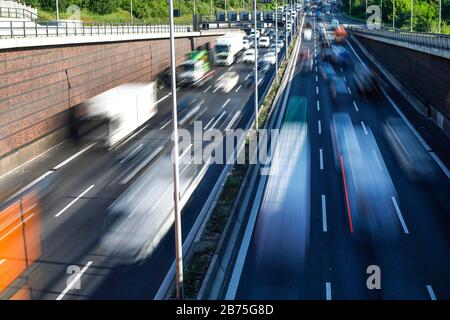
0, 20, 191, 38
0, 6, 38, 20
348, 25, 450, 50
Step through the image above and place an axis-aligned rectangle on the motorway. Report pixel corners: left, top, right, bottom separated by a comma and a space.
0, 31, 291, 299
1, 6, 449, 301
228, 10, 450, 300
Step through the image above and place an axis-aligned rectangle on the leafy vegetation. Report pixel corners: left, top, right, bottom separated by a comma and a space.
23, 0, 274, 23
340, 0, 450, 33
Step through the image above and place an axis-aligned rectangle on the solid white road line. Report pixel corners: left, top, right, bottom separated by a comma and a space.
225, 111, 241, 131
222, 98, 231, 108
121, 146, 164, 184
204, 117, 216, 130
317, 100, 320, 111
180, 144, 193, 159
426, 285, 437, 300
322, 195, 328, 232
160, 119, 172, 130
352, 101, 359, 111
53, 143, 96, 170
391, 196, 410, 234
0, 211, 36, 241
179, 106, 200, 126
318, 120, 322, 135
326, 282, 332, 300
155, 93, 171, 105
118, 124, 147, 147
54, 185, 95, 218
8, 170, 54, 201
235, 85, 242, 92
209, 111, 227, 130
361, 121, 368, 135
319, 148, 324, 170
429, 152, 450, 179
204, 85, 212, 93
197, 100, 205, 108
56, 261, 93, 300
120, 144, 143, 164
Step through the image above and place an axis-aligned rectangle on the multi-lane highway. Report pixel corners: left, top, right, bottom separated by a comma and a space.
0, 30, 291, 299
1, 3, 449, 301
228, 10, 450, 300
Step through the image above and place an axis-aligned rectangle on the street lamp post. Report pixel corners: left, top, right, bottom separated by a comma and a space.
439, 0, 442, 33
130, 0, 133, 23
366, 0, 368, 19
56, 0, 59, 22
168, 0, 184, 301
254, 0, 259, 130
381, 0, 383, 24
225, 0, 228, 21
275, 0, 279, 84
392, 0, 395, 29
285, 0, 288, 60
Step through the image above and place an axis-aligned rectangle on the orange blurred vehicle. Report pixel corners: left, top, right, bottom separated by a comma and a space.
0, 191, 41, 297
334, 26, 348, 44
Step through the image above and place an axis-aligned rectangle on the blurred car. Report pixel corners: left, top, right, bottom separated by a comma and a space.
383, 117, 439, 181
269, 43, 280, 54
243, 38, 251, 50
258, 36, 271, 48
319, 62, 336, 80
299, 48, 311, 60
276, 39, 285, 49
331, 18, 340, 29
242, 49, 256, 64
263, 51, 277, 65
303, 22, 313, 41
331, 113, 401, 242
352, 62, 380, 97
257, 60, 271, 73
322, 47, 334, 62
331, 45, 353, 67
214, 71, 239, 93
330, 76, 350, 104
245, 72, 265, 87
299, 48, 313, 73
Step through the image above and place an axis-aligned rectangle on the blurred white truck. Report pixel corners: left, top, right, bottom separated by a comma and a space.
79, 83, 157, 148
214, 33, 244, 66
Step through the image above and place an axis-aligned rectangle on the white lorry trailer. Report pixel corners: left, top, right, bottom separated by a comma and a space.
79, 83, 157, 148
214, 33, 244, 66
